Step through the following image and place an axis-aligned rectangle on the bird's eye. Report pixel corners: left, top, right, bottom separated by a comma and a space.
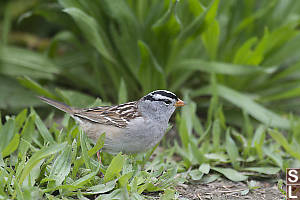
163, 100, 172, 105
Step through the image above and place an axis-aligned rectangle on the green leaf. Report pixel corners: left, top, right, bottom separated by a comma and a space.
87, 133, 105, 157
137, 40, 165, 92
84, 180, 116, 195
244, 167, 280, 175
189, 169, 203, 180
18, 114, 35, 157
269, 129, 300, 160
0, 75, 41, 110
63, 8, 115, 64
212, 119, 221, 151
177, 115, 189, 149
152, 0, 176, 29
252, 126, 265, 160
49, 145, 72, 186
0, 119, 15, 153
118, 172, 134, 188
104, 153, 125, 183
72, 133, 105, 178
201, 19, 219, 60
160, 189, 175, 200
199, 163, 210, 174
175, 59, 267, 75
32, 109, 55, 144
212, 167, 248, 182
55, 89, 95, 108
190, 141, 206, 164
118, 79, 128, 104
216, 84, 290, 129
2, 133, 20, 157
18, 142, 67, 184
200, 174, 220, 184
72, 164, 101, 187
233, 37, 258, 65
80, 130, 92, 169
225, 129, 239, 169
15, 109, 27, 132
0, 46, 60, 79
18, 76, 57, 99
264, 147, 283, 169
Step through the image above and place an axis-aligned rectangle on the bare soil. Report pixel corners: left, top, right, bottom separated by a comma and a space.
176, 179, 286, 200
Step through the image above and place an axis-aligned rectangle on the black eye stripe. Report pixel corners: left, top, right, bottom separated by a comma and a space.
163, 99, 172, 105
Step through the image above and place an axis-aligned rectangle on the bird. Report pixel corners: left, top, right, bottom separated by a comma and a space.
38, 90, 184, 154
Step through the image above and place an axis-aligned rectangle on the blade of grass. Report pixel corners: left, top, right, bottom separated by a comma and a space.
18, 142, 67, 184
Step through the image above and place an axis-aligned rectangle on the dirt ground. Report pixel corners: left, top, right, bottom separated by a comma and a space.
175, 179, 286, 200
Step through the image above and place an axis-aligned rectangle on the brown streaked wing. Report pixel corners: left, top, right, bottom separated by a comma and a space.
73, 101, 140, 128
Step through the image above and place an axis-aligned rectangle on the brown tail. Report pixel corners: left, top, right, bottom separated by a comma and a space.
38, 96, 74, 114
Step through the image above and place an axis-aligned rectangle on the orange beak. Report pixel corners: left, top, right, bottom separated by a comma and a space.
175, 99, 185, 107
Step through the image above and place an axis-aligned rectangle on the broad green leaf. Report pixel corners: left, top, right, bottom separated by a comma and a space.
2, 133, 20, 157
200, 174, 220, 184
177, 0, 219, 41
137, 40, 165, 92
18, 114, 35, 157
18, 76, 57, 99
269, 129, 300, 160
49, 145, 72, 186
233, 37, 258, 65
199, 163, 210, 174
15, 109, 27, 132
201, 19, 219, 60
80, 130, 92, 169
216, 84, 290, 129
0, 119, 15, 153
205, 153, 228, 163
18, 142, 67, 184
244, 167, 280, 175
118, 79, 128, 104
118, 172, 134, 188
56, 89, 95, 108
190, 141, 206, 164
189, 169, 203, 181
252, 125, 265, 160
212, 119, 221, 151
152, 0, 176, 29
225, 129, 239, 169
63, 8, 115, 64
87, 133, 105, 157
72, 133, 105, 178
175, 59, 267, 75
212, 167, 248, 182
32, 109, 55, 144
0, 46, 60, 79
84, 180, 116, 195
262, 86, 300, 102
72, 164, 101, 187
177, 115, 189, 149
104, 152, 125, 183
160, 189, 175, 200
205, 0, 219, 23
0, 75, 41, 110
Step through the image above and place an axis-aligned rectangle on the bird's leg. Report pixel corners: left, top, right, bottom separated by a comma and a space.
97, 150, 101, 163
97, 149, 104, 177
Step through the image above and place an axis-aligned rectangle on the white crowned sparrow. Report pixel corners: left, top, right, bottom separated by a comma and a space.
39, 90, 184, 154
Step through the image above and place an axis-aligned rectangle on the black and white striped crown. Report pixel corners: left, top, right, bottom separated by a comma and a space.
143, 90, 178, 105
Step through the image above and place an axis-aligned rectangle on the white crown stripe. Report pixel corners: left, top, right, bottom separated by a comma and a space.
151, 94, 173, 101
